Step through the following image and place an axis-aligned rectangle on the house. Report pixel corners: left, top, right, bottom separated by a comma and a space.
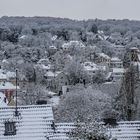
95, 53, 111, 66
1, 104, 140, 140
44, 71, 61, 90
0, 81, 20, 105
6, 71, 16, 85
62, 41, 85, 52
110, 57, 123, 68
48, 46, 57, 55
111, 68, 125, 81
0, 105, 55, 140
36, 59, 54, 75
83, 61, 99, 76
0, 69, 16, 84
113, 44, 126, 57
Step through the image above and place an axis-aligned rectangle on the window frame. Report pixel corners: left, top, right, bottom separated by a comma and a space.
4, 121, 16, 136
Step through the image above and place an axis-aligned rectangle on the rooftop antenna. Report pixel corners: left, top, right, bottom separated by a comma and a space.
15, 69, 19, 117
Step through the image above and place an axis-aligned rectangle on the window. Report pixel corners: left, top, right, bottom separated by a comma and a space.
4, 122, 16, 136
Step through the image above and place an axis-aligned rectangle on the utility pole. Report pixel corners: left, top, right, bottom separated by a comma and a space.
15, 69, 19, 117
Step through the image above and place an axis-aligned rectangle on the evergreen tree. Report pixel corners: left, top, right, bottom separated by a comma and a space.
114, 64, 139, 120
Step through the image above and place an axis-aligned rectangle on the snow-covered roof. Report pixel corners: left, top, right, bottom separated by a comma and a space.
41, 64, 52, 70
0, 105, 54, 140
83, 62, 97, 69
2, 59, 9, 64
0, 72, 7, 80
114, 44, 125, 48
49, 46, 57, 49
51, 35, 57, 41
19, 35, 28, 39
0, 82, 20, 90
48, 91, 58, 96
97, 53, 110, 59
1, 104, 140, 140
98, 30, 104, 34
0, 70, 16, 80
62, 41, 85, 49
129, 47, 139, 50
112, 68, 125, 73
111, 57, 121, 62
6, 71, 16, 79
37, 58, 50, 65
45, 71, 61, 78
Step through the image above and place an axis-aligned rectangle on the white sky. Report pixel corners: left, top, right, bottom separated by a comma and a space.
0, 0, 140, 20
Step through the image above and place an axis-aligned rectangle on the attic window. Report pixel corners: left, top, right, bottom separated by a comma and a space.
4, 122, 16, 136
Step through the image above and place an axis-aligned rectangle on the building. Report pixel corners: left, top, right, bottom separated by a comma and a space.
110, 57, 123, 68
129, 47, 140, 62
113, 44, 126, 57
111, 68, 125, 81
83, 61, 99, 76
95, 53, 111, 66
62, 41, 85, 52
0, 81, 20, 105
1, 104, 140, 140
48, 46, 57, 55
0, 105, 55, 140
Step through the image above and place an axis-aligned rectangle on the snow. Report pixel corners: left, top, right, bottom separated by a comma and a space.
37, 58, 50, 64
111, 57, 121, 62
48, 91, 58, 96
6, 71, 16, 79
2, 59, 9, 64
49, 46, 57, 49
0, 82, 20, 90
45, 71, 61, 78
62, 40, 85, 50
41, 64, 52, 70
114, 44, 125, 48
112, 68, 125, 73
129, 47, 139, 50
19, 35, 28, 39
49, 96, 60, 106
0, 105, 54, 140
0, 73, 7, 80
83, 62, 98, 72
0, 92, 7, 107
98, 53, 110, 59
138, 54, 140, 61
51, 35, 57, 41
1, 104, 140, 140
105, 72, 112, 80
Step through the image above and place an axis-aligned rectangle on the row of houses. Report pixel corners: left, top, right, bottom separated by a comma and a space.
35, 46, 140, 95
1, 102, 140, 140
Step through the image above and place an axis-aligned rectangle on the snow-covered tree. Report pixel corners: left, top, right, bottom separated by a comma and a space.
54, 86, 111, 122
68, 119, 111, 140
64, 59, 89, 85
19, 82, 49, 105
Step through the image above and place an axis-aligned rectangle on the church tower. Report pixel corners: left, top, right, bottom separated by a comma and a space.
129, 47, 140, 62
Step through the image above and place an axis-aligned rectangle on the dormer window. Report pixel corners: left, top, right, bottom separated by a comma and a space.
4, 122, 16, 136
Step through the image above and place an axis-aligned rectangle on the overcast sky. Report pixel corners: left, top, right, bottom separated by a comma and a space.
0, 0, 140, 20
